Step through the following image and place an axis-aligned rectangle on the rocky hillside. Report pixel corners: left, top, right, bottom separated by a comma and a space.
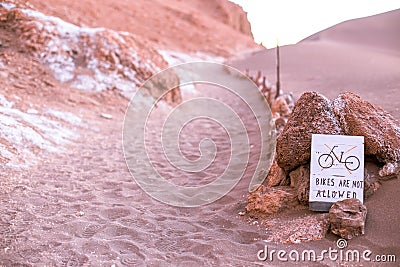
22, 0, 258, 57
0, 0, 257, 167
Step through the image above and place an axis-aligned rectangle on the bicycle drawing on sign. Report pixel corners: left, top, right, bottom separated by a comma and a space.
318, 145, 360, 171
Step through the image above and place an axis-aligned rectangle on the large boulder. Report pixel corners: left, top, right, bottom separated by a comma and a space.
276, 91, 400, 176
333, 92, 400, 176
329, 198, 367, 239
276, 92, 342, 172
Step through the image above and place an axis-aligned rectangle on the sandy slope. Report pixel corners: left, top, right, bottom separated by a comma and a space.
231, 9, 400, 115
302, 9, 400, 55
231, 9, 400, 256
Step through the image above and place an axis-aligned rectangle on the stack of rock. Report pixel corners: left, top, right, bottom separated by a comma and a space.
247, 91, 400, 240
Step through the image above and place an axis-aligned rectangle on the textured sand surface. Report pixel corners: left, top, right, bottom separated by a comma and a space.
0, 5, 399, 266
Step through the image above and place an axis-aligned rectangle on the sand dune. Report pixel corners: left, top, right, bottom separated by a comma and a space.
302, 9, 400, 55
231, 9, 400, 116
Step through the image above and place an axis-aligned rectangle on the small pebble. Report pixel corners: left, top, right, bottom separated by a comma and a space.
76, 211, 85, 216
100, 113, 112, 119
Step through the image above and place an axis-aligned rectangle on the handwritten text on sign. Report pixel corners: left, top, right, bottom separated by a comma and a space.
309, 134, 364, 204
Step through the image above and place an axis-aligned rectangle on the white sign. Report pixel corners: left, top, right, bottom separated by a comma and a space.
309, 134, 364, 209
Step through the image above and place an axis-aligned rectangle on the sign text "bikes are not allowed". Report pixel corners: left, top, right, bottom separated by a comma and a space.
309, 134, 364, 210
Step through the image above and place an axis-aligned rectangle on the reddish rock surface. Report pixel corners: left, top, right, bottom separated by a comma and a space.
276, 92, 342, 172
271, 95, 292, 117
271, 94, 294, 134
257, 90, 400, 216
23, 0, 258, 57
333, 92, 400, 176
265, 161, 288, 188
364, 165, 381, 198
329, 198, 367, 240
0, 3, 182, 102
379, 162, 400, 177
289, 165, 311, 205
246, 185, 299, 216
274, 90, 400, 202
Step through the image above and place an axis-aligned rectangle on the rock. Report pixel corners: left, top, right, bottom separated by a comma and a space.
378, 162, 400, 178
265, 161, 288, 188
271, 95, 292, 134
271, 94, 295, 134
289, 165, 311, 205
3, 8, 25, 21
329, 198, 367, 239
333, 92, 400, 176
274, 116, 287, 134
276, 92, 342, 172
215, 0, 253, 37
100, 113, 113, 119
282, 93, 295, 111
271, 95, 291, 117
145, 73, 182, 106
364, 167, 381, 198
246, 185, 298, 216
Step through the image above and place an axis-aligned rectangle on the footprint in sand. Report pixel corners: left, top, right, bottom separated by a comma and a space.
80, 224, 104, 238
120, 257, 145, 266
